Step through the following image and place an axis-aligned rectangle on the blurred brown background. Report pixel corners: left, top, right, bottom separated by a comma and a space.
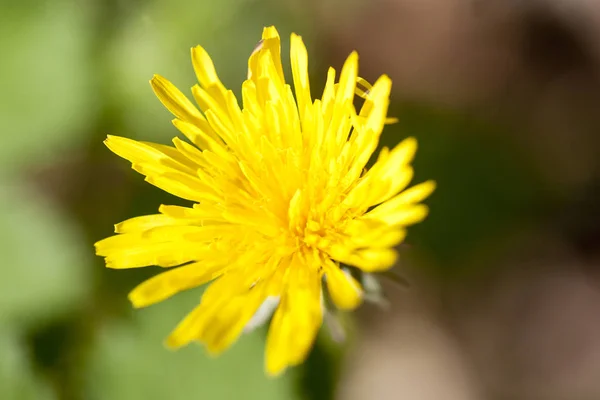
1, 0, 600, 399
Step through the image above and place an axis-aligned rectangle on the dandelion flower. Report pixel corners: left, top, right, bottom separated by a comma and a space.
95, 26, 435, 376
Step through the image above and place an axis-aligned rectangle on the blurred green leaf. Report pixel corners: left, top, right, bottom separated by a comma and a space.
0, 1, 93, 172
0, 179, 91, 325
0, 329, 56, 400
86, 289, 299, 400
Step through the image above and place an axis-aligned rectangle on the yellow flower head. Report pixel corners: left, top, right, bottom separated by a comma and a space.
95, 26, 435, 376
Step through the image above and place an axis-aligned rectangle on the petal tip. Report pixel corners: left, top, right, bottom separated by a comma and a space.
262, 26, 280, 40
402, 136, 418, 150
103, 134, 118, 146
425, 180, 437, 192
164, 335, 184, 350
265, 360, 286, 378
149, 74, 166, 88
128, 298, 145, 309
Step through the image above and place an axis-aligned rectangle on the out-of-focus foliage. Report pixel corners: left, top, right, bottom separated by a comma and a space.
0, 179, 90, 326
86, 290, 298, 400
0, 330, 56, 400
0, 1, 93, 171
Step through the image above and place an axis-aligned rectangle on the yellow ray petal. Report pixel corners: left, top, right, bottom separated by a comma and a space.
150, 75, 205, 125
383, 180, 437, 208
190, 45, 228, 107
336, 52, 359, 105
166, 260, 280, 351
341, 220, 408, 249
200, 281, 273, 354
290, 33, 311, 123
265, 258, 323, 376
322, 257, 362, 310
114, 214, 183, 234
367, 180, 435, 225
99, 241, 214, 269
248, 26, 284, 82
329, 246, 398, 273
104, 135, 206, 194
128, 261, 227, 308
367, 204, 430, 227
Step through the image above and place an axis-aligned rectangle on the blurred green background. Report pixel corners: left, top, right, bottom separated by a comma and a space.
2, 0, 600, 399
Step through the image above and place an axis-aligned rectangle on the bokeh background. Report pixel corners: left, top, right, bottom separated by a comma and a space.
2, 0, 600, 399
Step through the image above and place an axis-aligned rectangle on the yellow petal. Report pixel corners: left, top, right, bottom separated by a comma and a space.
128, 261, 226, 308
336, 52, 359, 104
104, 135, 208, 201
104, 135, 163, 166
320, 67, 336, 110
172, 118, 224, 150
114, 214, 182, 234
368, 204, 429, 227
143, 172, 218, 203
366, 166, 414, 208
150, 75, 205, 125
342, 75, 393, 184
167, 261, 281, 351
98, 240, 213, 269
191, 84, 229, 121
387, 180, 437, 206
164, 304, 205, 349
248, 26, 284, 82
362, 74, 391, 134
323, 257, 362, 310
341, 220, 408, 249
191, 45, 221, 86
375, 137, 417, 181
261, 26, 285, 81
265, 259, 323, 376
330, 247, 398, 273
159, 204, 219, 220
367, 179, 435, 225
290, 33, 311, 122
200, 285, 270, 354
